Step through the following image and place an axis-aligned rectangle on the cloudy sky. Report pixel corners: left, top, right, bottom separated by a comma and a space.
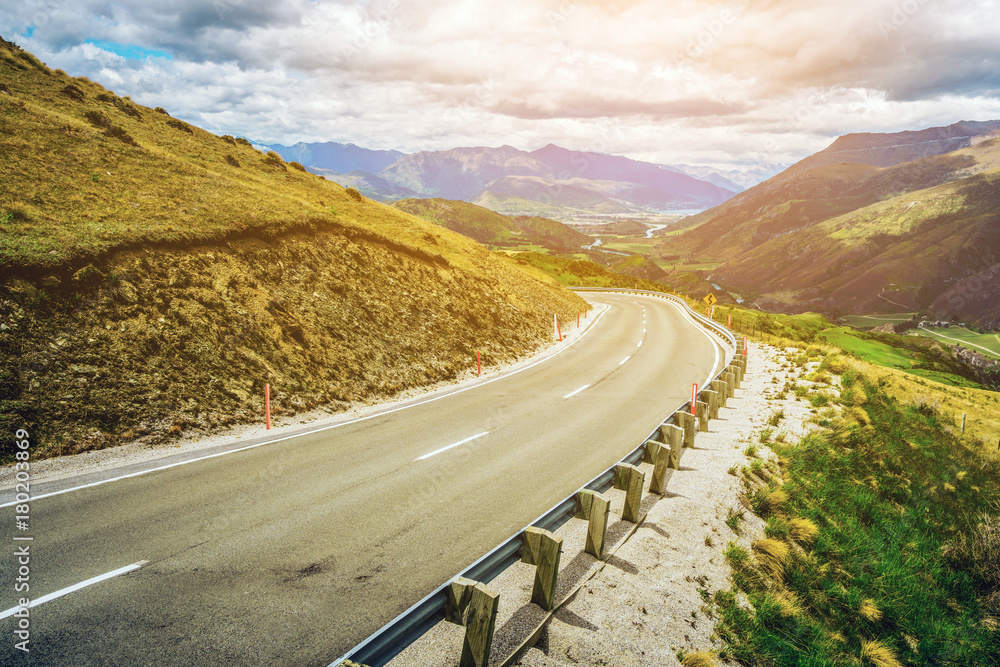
4, 0, 1000, 170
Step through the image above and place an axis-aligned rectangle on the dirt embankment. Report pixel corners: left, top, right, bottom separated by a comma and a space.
0, 228, 586, 459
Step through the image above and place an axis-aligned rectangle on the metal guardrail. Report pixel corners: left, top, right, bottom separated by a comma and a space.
332, 288, 737, 667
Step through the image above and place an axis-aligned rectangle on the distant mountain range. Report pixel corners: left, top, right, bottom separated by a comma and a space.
661, 120, 1000, 327
258, 140, 742, 218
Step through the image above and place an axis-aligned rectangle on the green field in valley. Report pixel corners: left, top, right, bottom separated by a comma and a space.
913, 325, 1000, 360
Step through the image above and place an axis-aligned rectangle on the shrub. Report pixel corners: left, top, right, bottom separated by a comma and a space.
95, 92, 113, 103
220, 134, 236, 145
263, 151, 286, 170
60, 84, 85, 102
166, 118, 193, 134
235, 137, 252, 147
115, 100, 142, 119
103, 124, 139, 146
345, 186, 364, 202
83, 110, 109, 128
289, 161, 307, 172
155, 106, 170, 115
225, 155, 240, 168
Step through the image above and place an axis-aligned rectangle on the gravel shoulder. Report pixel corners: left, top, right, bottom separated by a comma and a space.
387, 340, 822, 667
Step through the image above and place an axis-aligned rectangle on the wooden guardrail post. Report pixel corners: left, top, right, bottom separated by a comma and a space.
575, 489, 611, 560
702, 389, 719, 420
614, 463, 645, 523
712, 379, 728, 407
521, 527, 562, 611
658, 423, 684, 470
649, 438, 671, 495
727, 365, 741, 389
446, 577, 500, 667
723, 372, 735, 398
675, 411, 696, 448
735, 353, 747, 372
696, 400, 709, 432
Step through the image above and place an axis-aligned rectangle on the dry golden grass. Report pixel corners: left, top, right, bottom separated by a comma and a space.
681, 651, 717, 667
859, 599, 883, 622
772, 589, 803, 618
788, 517, 820, 545
859, 639, 903, 667
753, 538, 790, 578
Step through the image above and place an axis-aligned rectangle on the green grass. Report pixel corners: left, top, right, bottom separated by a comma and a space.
841, 313, 918, 328
913, 325, 1000, 360
717, 376, 1000, 666
715, 304, 991, 389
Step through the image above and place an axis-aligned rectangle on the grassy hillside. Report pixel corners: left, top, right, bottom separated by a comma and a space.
719, 351, 1000, 665
711, 304, 999, 390
0, 38, 588, 458
660, 128, 1000, 324
508, 252, 674, 292
390, 199, 592, 251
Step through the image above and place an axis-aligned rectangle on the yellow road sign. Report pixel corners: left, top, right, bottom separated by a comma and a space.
703, 293, 718, 306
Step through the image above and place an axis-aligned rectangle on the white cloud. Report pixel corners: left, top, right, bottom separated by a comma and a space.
2, 0, 999, 167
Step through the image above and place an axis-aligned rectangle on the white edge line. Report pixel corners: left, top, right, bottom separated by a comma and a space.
618, 356, 631, 366
2, 307, 613, 508
414, 432, 489, 461
0, 561, 148, 620
563, 384, 590, 399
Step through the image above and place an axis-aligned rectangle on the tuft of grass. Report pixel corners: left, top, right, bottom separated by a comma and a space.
787, 517, 819, 545
759, 428, 774, 444
726, 507, 744, 534
767, 409, 785, 427
751, 488, 787, 518
681, 650, 717, 667
764, 516, 790, 540
753, 538, 789, 578
859, 639, 902, 667
810, 392, 831, 407
859, 598, 883, 622
943, 511, 1000, 589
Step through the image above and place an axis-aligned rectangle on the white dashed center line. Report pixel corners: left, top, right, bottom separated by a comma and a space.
415, 432, 490, 461
563, 385, 590, 399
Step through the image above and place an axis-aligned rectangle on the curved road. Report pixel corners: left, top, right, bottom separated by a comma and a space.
0, 292, 728, 666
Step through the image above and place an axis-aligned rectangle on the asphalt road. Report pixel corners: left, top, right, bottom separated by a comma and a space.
0, 292, 728, 666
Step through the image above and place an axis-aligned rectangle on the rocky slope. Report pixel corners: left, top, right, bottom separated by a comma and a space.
0, 37, 587, 459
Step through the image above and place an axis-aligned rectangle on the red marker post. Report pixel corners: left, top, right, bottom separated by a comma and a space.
577, 312, 580, 328
728, 314, 732, 329
744, 336, 748, 357
477, 351, 482, 376
265, 383, 271, 430
691, 383, 698, 415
